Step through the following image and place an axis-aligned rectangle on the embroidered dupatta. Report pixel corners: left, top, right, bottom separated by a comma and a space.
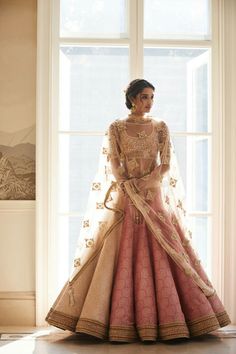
69, 118, 215, 298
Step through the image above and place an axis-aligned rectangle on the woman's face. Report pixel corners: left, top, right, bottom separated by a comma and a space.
131, 87, 154, 114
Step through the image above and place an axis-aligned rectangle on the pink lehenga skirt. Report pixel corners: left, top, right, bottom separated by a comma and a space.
45, 194, 230, 342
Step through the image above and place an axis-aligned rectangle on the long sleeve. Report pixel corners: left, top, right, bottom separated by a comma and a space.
108, 122, 127, 183
158, 121, 171, 167
135, 121, 171, 191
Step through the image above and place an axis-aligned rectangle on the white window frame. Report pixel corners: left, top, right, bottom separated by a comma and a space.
36, 0, 236, 325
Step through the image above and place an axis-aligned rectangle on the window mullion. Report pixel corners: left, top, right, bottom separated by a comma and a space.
129, 0, 138, 79
59, 38, 130, 46
143, 39, 212, 48
137, 0, 144, 77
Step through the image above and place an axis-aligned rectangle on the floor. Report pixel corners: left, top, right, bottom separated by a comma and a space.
0, 326, 236, 354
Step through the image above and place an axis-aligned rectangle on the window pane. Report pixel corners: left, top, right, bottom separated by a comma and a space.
58, 134, 103, 213
60, 0, 128, 38
144, 0, 211, 40
59, 46, 129, 131
187, 216, 211, 275
144, 47, 210, 132
172, 136, 211, 212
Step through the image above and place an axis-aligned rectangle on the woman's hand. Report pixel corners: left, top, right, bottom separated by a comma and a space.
134, 165, 162, 191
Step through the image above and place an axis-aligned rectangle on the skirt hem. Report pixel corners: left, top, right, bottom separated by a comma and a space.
45, 309, 231, 342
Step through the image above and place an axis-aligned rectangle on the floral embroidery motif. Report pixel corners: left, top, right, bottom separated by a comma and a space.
85, 238, 94, 248
182, 252, 190, 262
105, 166, 112, 175
171, 232, 179, 240
127, 158, 138, 171
102, 147, 108, 155
137, 131, 148, 138
96, 202, 104, 209
177, 199, 186, 215
165, 195, 170, 205
98, 221, 107, 230
115, 120, 127, 132
92, 182, 101, 191
74, 258, 81, 267
170, 177, 177, 187
83, 220, 90, 228
146, 190, 154, 201
171, 215, 178, 225
157, 211, 166, 222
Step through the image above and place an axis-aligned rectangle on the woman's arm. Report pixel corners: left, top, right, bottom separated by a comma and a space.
135, 121, 171, 191
108, 122, 127, 184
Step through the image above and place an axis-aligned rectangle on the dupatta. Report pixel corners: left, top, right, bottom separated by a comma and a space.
68, 118, 215, 298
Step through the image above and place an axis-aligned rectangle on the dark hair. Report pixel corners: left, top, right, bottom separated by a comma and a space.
125, 79, 155, 109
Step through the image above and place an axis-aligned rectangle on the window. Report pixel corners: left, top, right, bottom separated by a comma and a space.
52, 0, 213, 290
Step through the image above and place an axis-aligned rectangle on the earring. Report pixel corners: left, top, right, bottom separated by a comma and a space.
131, 103, 136, 113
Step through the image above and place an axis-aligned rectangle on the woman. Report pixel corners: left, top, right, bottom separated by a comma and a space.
46, 79, 230, 342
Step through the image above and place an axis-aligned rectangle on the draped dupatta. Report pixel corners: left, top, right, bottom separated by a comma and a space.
69, 118, 215, 298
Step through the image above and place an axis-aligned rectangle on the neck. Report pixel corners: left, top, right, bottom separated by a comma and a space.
128, 112, 147, 119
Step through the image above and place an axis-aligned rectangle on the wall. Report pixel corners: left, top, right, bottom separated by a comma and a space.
0, 0, 36, 325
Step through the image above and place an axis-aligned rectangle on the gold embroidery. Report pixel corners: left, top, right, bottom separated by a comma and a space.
170, 177, 177, 187
171, 232, 179, 240
146, 190, 154, 201
177, 199, 183, 209
177, 199, 186, 216
92, 182, 101, 191
171, 215, 178, 225
85, 238, 94, 248
115, 119, 127, 132
96, 202, 104, 209
83, 220, 89, 228
193, 273, 200, 280
98, 221, 107, 230
102, 147, 108, 155
105, 166, 112, 175
182, 252, 190, 262
182, 238, 190, 246
74, 258, 81, 267
184, 267, 192, 275
118, 165, 126, 175
157, 211, 166, 222
137, 131, 148, 138
127, 158, 138, 171
46, 309, 230, 342
165, 195, 170, 204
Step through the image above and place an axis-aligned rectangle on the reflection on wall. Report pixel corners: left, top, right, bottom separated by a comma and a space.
0, 125, 35, 200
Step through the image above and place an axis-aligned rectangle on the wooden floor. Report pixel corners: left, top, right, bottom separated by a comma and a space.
0, 326, 236, 354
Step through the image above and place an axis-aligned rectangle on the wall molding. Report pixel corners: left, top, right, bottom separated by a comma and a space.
0, 292, 35, 326
0, 201, 35, 212
0, 291, 35, 300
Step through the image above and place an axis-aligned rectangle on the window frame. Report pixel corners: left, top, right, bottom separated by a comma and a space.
36, 0, 227, 325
